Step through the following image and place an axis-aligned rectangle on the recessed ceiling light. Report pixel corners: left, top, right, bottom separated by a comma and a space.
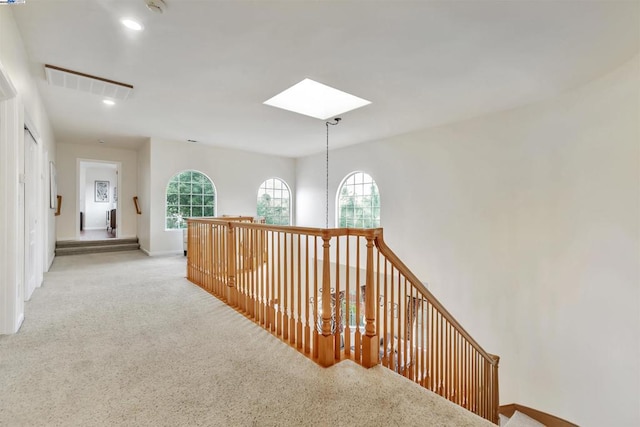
264, 78, 371, 120
121, 19, 144, 31
103, 99, 115, 106
98, 139, 105, 144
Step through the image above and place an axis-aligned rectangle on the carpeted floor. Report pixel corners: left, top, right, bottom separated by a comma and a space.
0, 251, 494, 427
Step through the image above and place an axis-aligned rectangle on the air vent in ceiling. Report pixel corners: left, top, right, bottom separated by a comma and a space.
44, 64, 133, 100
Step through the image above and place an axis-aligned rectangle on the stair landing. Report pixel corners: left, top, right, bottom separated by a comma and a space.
55, 238, 140, 256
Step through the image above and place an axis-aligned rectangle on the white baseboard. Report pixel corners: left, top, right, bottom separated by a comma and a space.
145, 249, 184, 257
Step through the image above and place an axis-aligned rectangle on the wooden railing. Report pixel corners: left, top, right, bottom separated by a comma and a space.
187, 218, 500, 424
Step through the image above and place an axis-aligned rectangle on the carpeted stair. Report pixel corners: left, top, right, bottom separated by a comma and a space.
55, 237, 140, 256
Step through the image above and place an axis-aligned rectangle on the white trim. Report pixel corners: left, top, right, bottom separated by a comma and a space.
145, 249, 183, 257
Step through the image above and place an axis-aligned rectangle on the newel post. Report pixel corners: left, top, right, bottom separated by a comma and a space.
361, 232, 379, 368
227, 223, 238, 307
491, 354, 500, 424
318, 233, 334, 367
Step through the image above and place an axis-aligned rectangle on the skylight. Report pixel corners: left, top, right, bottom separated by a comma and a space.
264, 79, 371, 120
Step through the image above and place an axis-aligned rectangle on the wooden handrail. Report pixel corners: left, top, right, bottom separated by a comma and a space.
373, 231, 498, 366
188, 217, 381, 239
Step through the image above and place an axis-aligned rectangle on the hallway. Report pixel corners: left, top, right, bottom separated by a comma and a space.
0, 252, 492, 426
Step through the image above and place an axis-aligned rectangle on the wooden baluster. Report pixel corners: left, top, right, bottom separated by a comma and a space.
318, 233, 334, 367
186, 222, 191, 281
304, 236, 311, 354
283, 232, 289, 340
269, 230, 275, 332
255, 229, 261, 323
244, 228, 249, 313
394, 270, 405, 375
402, 277, 408, 377
334, 236, 341, 361
447, 321, 451, 399
297, 234, 303, 349
289, 233, 296, 345
221, 225, 227, 301
389, 266, 395, 372
454, 330, 459, 404
276, 232, 282, 337
355, 235, 361, 361
344, 236, 351, 358
361, 233, 378, 368
265, 230, 271, 328
420, 295, 426, 387
263, 229, 269, 326
213, 224, 218, 295
251, 228, 257, 319
226, 223, 237, 307
250, 229, 255, 317
382, 259, 388, 368
313, 236, 319, 359
375, 250, 380, 348
463, 341, 468, 408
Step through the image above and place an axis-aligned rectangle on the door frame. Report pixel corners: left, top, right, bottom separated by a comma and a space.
76, 159, 121, 239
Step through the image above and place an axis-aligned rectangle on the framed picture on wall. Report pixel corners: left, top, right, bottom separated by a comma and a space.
95, 180, 109, 202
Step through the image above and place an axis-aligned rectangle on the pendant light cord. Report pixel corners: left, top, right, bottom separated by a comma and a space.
325, 118, 341, 228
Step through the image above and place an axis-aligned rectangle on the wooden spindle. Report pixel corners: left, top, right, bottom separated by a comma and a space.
304, 236, 310, 354
361, 233, 378, 368
296, 233, 302, 348
318, 233, 334, 367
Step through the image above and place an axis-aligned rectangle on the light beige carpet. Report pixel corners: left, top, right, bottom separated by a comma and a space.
0, 251, 494, 427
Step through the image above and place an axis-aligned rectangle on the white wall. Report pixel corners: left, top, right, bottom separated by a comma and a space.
145, 139, 296, 255
83, 167, 117, 230
296, 57, 639, 426
0, 8, 56, 334
56, 143, 137, 240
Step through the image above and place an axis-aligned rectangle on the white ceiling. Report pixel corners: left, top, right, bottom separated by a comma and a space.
11, 0, 639, 157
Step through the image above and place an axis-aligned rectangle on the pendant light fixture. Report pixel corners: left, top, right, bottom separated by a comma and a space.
325, 118, 341, 228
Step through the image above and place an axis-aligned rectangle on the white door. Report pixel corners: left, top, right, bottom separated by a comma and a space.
24, 128, 38, 300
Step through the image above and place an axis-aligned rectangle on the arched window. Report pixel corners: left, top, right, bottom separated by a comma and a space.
257, 178, 291, 225
166, 170, 216, 229
337, 171, 380, 228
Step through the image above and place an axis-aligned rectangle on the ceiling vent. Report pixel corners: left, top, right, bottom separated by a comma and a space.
44, 64, 133, 100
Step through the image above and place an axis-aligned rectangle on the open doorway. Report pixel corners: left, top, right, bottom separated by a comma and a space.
77, 160, 120, 240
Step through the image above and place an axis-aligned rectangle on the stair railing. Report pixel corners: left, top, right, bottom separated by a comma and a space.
187, 218, 499, 424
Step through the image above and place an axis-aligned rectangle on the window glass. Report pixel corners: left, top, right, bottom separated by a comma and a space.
257, 178, 291, 225
337, 171, 380, 228
166, 170, 216, 229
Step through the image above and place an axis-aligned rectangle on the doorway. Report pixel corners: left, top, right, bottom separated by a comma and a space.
77, 160, 120, 240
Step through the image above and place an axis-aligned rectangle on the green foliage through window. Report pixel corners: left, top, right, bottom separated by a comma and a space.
166, 170, 216, 229
337, 172, 380, 228
257, 178, 291, 225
